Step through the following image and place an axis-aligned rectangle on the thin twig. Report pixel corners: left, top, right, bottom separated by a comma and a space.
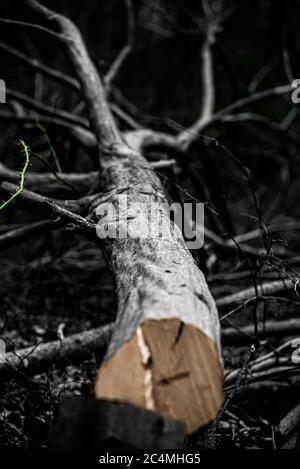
105, 0, 135, 89
0, 140, 30, 211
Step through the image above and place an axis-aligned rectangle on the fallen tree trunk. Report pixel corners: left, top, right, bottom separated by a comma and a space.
23, 0, 223, 438
90, 148, 223, 433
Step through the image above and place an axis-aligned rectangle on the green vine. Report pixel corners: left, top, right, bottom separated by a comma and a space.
0, 139, 31, 211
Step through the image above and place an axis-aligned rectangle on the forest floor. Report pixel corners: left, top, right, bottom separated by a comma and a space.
1, 233, 300, 449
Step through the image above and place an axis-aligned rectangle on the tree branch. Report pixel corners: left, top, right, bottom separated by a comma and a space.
7, 88, 90, 129
216, 279, 296, 309
0, 181, 97, 238
0, 323, 113, 379
222, 318, 300, 343
0, 40, 80, 90
104, 0, 135, 91
25, 0, 120, 148
0, 219, 58, 249
0, 17, 63, 41
178, 19, 217, 146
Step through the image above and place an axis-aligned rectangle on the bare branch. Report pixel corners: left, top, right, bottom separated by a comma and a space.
281, 107, 299, 129
110, 103, 141, 130
178, 22, 217, 146
1, 41, 139, 132
71, 127, 179, 154
216, 84, 292, 118
0, 165, 94, 197
222, 318, 300, 343
248, 61, 276, 93
151, 159, 176, 170
105, 0, 135, 90
0, 219, 57, 249
0, 156, 174, 201
123, 128, 178, 153
7, 88, 90, 129
25, 0, 121, 148
0, 323, 113, 379
0, 41, 80, 90
0, 110, 80, 133
0, 181, 96, 236
216, 279, 296, 309
219, 112, 284, 131
0, 17, 62, 41
282, 23, 294, 83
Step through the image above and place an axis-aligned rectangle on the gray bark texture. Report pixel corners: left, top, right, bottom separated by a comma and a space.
89, 149, 221, 361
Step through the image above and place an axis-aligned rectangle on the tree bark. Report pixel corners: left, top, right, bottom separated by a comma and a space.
89, 144, 223, 434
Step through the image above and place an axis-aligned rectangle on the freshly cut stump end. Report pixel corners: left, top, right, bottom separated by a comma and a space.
95, 319, 224, 434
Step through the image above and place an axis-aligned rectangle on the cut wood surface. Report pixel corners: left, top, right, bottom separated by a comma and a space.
95, 319, 223, 434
